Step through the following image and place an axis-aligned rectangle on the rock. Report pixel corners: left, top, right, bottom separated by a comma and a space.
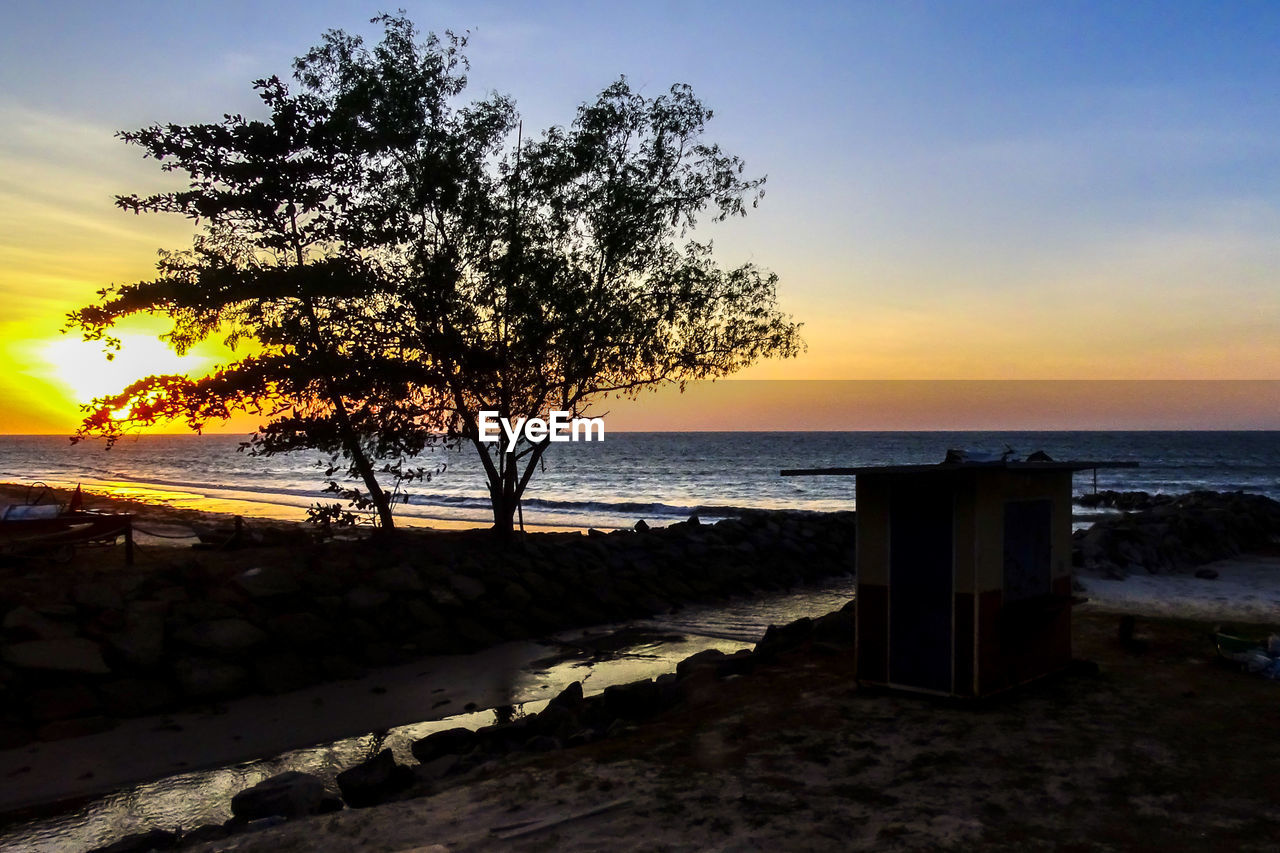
565, 729, 596, 748
715, 649, 757, 677
105, 615, 166, 669
336, 748, 414, 808
172, 658, 249, 698
231, 771, 329, 821
676, 649, 725, 680
88, 828, 179, 853
547, 680, 584, 712
530, 704, 578, 740
346, 586, 390, 610
754, 616, 814, 659
447, 574, 487, 603
414, 753, 461, 780
271, 612, 339, 651
372, 565, 424, 593
411, 727, 477, 763
234, 565, 301, 598
73, 582, 125, 612
4, 638, 110, 675
3, 605, 76, 640
180, 824, 230, 845
1195, 568, 1219, 580
634, 519, 649, 533
524, 735, 561, 752
811, 600, 856, 647
174, 619, 268, 654
602, 678, 664, 720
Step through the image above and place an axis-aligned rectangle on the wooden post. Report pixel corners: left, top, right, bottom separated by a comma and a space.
124, 517, 134, 566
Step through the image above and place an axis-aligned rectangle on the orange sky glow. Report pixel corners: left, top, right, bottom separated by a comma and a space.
1, 4, 1277, 434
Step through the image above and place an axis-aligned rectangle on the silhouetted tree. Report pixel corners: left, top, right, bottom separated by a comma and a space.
66, 18, 485, 529
70, 15, 802, 536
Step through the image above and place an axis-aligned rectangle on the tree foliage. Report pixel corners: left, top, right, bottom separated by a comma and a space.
68, 14, 803, 534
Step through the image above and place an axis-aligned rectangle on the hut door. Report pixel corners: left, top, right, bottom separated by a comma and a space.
889, 483, 954, 693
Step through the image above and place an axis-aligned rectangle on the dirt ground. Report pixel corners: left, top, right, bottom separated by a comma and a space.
182, 611, 1280, 853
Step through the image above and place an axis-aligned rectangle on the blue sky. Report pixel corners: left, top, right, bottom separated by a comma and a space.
1, 1, 1278, 430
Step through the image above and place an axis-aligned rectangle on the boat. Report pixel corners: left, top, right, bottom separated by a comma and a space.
0, 484, 134, 564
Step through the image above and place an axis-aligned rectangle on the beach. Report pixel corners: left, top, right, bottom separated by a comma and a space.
1, 483, 1279, 850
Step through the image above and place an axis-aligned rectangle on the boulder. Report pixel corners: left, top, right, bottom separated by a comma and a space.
234, 565, 301, 598
547, 680, 584, 712
372, 565, 424, 593
602, 678, 664, 720
447, 574, 487, 603
73, 582, 125, 612
336, 748, 414, 808
411, 727, 477, 763
174, 619, 268, 655
172, 658, 249, 698
524, 735, 561, 752
3, 605, 76, 640
105, 615, 166, 669
676, 649, 726, 680
231, 771, 329, 821
88, 828, 179, 853
345, 586, 390, 610
4, 638, 110, 675
811, 600, 856, 647
270, 612, 338, 651
754, 617, 814, 659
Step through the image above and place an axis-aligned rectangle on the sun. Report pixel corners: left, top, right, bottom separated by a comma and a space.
40, 334, 213, 405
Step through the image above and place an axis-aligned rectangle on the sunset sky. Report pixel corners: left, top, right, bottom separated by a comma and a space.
1, 2, 1278, 433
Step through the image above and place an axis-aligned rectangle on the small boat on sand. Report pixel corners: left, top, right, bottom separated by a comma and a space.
0, 484, 134, 563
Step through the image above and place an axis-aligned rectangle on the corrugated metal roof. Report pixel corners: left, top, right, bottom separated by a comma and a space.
780, 461, 1138, 477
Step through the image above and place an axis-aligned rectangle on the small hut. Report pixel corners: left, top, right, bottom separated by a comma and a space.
782, 455, 1134, 697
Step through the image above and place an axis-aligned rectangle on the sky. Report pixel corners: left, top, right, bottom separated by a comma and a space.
1, 1, 1278, 433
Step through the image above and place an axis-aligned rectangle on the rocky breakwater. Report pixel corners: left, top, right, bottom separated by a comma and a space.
0, 510, 854, 750
1074, 490, 1280, 578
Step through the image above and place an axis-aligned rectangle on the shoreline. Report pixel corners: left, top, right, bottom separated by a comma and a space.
0, 479, 589, 535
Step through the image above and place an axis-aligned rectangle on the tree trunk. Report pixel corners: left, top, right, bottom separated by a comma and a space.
490, 493, 517, 538
330, 395, 395, 530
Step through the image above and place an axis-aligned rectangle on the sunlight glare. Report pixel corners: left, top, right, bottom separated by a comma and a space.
41, 334, 212, 405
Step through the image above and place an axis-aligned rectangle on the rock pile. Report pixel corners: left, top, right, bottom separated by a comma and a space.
1073, 490, 1280, 577
1, 511, 854, 748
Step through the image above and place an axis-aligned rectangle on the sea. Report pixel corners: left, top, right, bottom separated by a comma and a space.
1, 430, 1279, 529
